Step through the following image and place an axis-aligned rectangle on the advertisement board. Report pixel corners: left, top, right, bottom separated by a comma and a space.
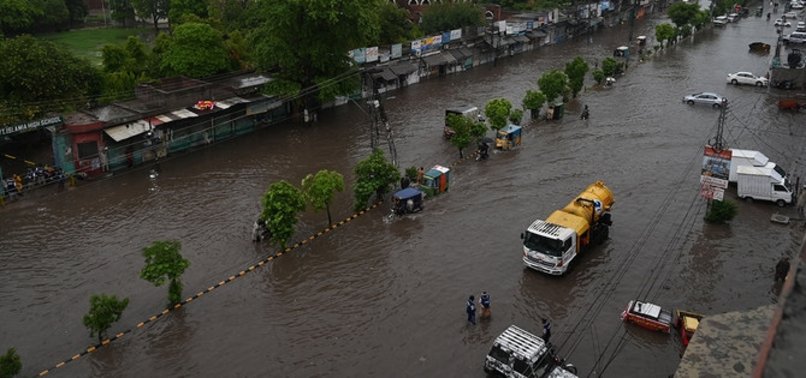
450, 29, 462, 41
365, 46, 379, 63
391, 43, 402, 59
702, 145, 732, 181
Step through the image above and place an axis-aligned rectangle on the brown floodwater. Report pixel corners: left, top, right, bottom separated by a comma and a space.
2, 13, 805, 377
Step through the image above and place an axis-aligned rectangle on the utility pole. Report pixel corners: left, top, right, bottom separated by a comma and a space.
363, 70, 398, 167
628, 0, 637, 43
713, 99, 728, 150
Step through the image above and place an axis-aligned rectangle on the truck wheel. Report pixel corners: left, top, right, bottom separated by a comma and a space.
744, 197, 753, 203
777, 199, 787, 207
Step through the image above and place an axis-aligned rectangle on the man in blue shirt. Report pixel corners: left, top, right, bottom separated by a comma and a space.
466, 295, 476, 325
479, 291, 491, 319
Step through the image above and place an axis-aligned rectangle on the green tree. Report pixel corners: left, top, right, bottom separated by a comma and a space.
509, 108, 524, 125
591, 69, 605, 85
302, 170, 345, 226
378, 2, 413, 45
169, 0, 208, 23
0, 36, 102, 125
705, 200, 738, 224
209, 0, 251, 31
485, 98, 513, 132
601, 57, 619, 77
109, 0, 136, 26
82, 294, 129, 343
655, 23, 676, 48
564, 57, 589, 98
261, 181, 306, 248
250, 0, 383, 103
353, 149, 400, 211
667, 2, 701, 28
36, 0, 70, 31
0, 347, 21, 378
420, 2, 484, 35
446, 113, 486, 158
133, 0, 169, 31
522, 90, 547, 119
692, 10, 710, 30
0, 348, 21, 378
161, 22, 231, 78
140, 240, 190, 305
537, 70, 570, 104
0, 0, 41, 34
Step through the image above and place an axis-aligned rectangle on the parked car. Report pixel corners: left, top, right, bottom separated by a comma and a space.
783, 11, 799, 19
713, 15, 729, 26
796, 21, 806, 31
775, 19, 793, 27
726, 72, 769, 86
727, 13, 740, 22
792, 2, 805, 10
683, 92, 727, 108
783, 31, 806, 44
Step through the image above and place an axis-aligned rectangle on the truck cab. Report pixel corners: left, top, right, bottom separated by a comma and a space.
736, 165, 793, 206
522, 181, 614, 275
484, 325, 578, 378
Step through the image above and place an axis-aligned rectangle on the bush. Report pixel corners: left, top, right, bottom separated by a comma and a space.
705, 200, 738, 224
592, 69, 605, 85
0, 348, 22, 378
509, 108, 524, 125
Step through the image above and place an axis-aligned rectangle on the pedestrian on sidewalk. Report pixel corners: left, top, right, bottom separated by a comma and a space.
775, 256, 790, 283
542, 318, 552, 343
479, 291, 492, 319
466, 295, 477, 325
580, 105, 590, 120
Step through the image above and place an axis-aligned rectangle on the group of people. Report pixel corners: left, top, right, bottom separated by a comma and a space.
465, 291, 492, 325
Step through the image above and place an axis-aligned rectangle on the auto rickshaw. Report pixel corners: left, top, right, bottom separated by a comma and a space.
613, 46, 629, 58
495, 124, 522, 150
420, 165, 450, 197
391, 187, 424, 215
637, 36, 647, 47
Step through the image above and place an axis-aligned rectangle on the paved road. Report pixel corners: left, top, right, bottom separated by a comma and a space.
1, 12, 805, 377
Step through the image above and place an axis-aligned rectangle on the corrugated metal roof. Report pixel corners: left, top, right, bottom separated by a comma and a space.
389, 62, 418, 76
104, 120, 151, 142
422, 52, 448, 66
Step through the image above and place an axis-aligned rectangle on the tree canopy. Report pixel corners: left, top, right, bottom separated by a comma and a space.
537, 70, 569, 104
169, 0, 209, 24
161, 22, 232, 78
250, 0, 383, 101
655, 23, 676, 48
132, 0, 169, 31
353, 149, 400, 211
485, 98, 513, 131
261, 180, 307, 248
667, 2, 701, 28
0, 347, 22, 378
420, 3, 484, 35
378, 3, 416, 45
0, 36, 102, 124
447, 113, 486, 158
302, 170, 345, 226
522, 90, 547, 119
82, 294, 129, 342
601, 57, 620, 77
140, 240, 190, 305
564, 57, 589, 98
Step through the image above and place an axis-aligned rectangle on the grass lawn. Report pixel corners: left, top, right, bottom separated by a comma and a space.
41, 27, 152, 65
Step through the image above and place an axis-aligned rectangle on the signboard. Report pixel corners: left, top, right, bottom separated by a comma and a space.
350, 48, 366, 64
442, 31, 452, 44
495, 20, 507, 33
702, 145, 732, 181
0, 116, 63, 137
365, 46, 379, 63
700, 175, 728, 189
391, 43, 402, 59
411, 40, 422, 56
527, 21, 534, 30
450, 28, 462, 41
700, 184, 725, 201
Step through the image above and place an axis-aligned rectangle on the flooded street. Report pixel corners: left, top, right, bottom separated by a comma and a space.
2, 13, 805, 377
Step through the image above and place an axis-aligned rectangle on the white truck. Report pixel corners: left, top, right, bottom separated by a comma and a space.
484, 325, 578, 378
728, 149, 788, 183
736, 165, 793, 206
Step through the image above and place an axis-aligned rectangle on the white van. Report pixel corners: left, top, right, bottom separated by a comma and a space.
736, 165, 793, 206
728, 149, 788, 183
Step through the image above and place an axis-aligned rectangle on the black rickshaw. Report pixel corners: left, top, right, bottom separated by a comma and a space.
392, 187, 424, 215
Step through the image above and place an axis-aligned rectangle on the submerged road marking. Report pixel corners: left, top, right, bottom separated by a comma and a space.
38, 203, 380, 376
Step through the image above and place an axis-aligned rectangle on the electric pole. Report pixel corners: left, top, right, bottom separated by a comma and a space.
713, 99, 728, 150
363, 70, 398, 167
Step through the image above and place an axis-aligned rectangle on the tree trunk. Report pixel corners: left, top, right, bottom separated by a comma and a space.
530, 108, 539, 119
326, 204, 332, 226
459, 148, 464, 159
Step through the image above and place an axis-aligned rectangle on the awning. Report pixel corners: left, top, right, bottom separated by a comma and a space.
148, 108, 200, 126
421, 52, 449, 66
215, 96, 250, 109
442, 52, 458, 65
389, 62, 418, 76
459, 48, 473, 59
371, 68, 398, 82
104, 119, 151, 142
529, 30, 548, 38
500, 37, 516, 46
447, 49, 466, 61
513, 35, 531, 43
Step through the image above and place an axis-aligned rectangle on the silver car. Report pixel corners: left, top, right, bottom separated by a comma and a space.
683, 92, 727, 108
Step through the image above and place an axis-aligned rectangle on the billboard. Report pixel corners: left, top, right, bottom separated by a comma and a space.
450, 29, 462, 41
391, 43, 402, 59
702, 145, 732, 183
365, 46, 379, 63
349, 48, 366, 64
